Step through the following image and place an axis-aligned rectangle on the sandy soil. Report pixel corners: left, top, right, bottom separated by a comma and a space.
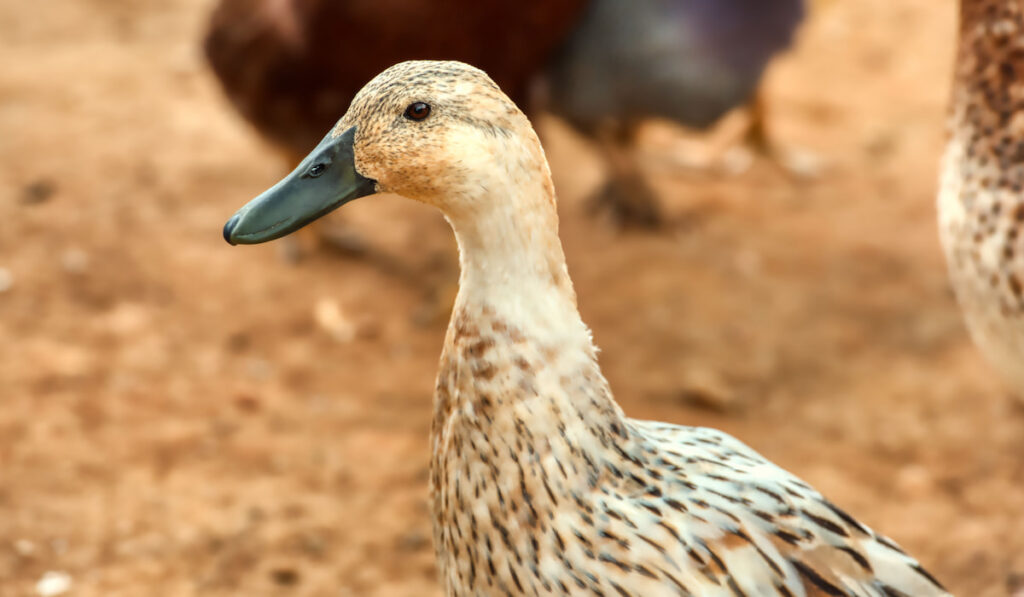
2, 0, 1022, 595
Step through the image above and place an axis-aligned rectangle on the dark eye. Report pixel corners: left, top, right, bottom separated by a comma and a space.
308, 163, 326, 178
404, 102, 431, 121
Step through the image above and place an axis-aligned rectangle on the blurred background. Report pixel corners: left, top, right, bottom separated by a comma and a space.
1, 0, 1022, 595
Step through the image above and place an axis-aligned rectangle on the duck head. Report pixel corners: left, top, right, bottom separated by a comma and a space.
223, 60, 548, 245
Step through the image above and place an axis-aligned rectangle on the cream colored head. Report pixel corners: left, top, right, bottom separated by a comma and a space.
224, 60, 557, 246
338, 60, 554, 217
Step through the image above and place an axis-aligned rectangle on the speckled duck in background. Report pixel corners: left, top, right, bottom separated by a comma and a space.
939, 0, 1024, 399
224, 61, 949, 596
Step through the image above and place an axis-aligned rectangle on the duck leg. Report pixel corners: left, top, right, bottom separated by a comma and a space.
739, 88, 823, 179
588, 121, 663, 228
658, 89, 822, 179
744, 88, 772, 153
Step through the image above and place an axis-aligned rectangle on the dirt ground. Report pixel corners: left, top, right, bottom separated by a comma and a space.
2, 0, 1022, 595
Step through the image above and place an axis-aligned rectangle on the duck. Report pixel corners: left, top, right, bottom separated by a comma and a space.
938, 0, 1024, 399
223, 61, 949, 596
204, 0, 805, 228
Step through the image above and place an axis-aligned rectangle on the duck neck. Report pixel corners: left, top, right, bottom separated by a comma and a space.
449, 188, 580, 341
426, 130, 636, 590
431, 146, 629, 467
433, 124, 581, 338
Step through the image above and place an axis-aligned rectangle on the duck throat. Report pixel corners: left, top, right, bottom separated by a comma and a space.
446, 161, 579, 341
434, 156, 624, 439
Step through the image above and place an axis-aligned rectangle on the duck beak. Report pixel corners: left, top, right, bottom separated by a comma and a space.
223, 126, 376, 245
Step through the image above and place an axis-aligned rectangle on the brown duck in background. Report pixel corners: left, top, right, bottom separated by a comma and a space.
204, 0, 587, 163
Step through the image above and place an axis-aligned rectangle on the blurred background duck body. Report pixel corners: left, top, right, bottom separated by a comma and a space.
939, 0, 1024, 399
544, 0, 806, 224
204, 0, 806, 230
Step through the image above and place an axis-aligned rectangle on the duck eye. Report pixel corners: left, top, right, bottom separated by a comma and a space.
308, 163, 326, 178
404, 102, 431, 121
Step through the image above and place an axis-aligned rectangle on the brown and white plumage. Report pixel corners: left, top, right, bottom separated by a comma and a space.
433, 307, 948, 596
939, 0, 1024, 398
226, 60, 950, 596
